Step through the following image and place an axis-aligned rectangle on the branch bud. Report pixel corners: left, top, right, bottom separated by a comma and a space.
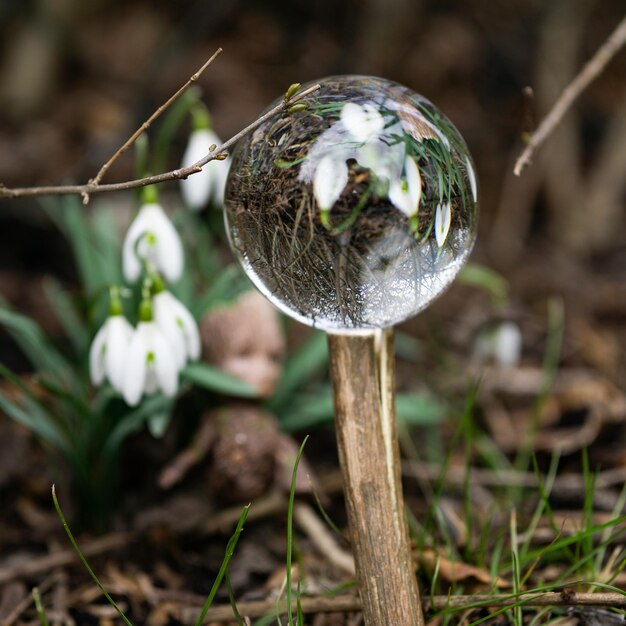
284, 82, 301, 101
287, 102, 308, 114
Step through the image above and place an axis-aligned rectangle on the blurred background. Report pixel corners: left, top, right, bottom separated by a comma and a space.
0, 0, 625, 439
1, 0, 626, 317
1, 0, 626, 619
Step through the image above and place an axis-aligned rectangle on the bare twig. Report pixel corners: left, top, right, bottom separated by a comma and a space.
0, 85, 320, 201
0, 533, 131, 586
293, 502, 355, 575
177, 590, 626, 622
88, 48, 223, 196
514, 13, 626, 176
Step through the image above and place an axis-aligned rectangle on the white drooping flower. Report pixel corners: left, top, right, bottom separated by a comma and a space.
89, 314, 133, 392
434, 201, 452, 248
313, 154, 349, 212
153, 290, 201, 370
179, 128, 231, 210
388, 156, 422, 218
474, 321, 522, 368
122, 202, 184, 284
305, 101, 420, 219
340, 102, 385, 142
122, 319, 180, 407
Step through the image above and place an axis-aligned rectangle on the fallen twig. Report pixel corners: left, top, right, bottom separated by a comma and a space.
178, 590, 626, 623
514, 13, 626, 176
0, 532, 132, 586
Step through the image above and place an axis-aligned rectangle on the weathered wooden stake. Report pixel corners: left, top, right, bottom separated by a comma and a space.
327, 327, 425, 626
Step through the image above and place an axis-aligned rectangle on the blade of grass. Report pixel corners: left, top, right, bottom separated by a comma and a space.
520, 452, 561, 560
510, 510, 522, 626
32, 587, 50, 626
225, 570, 245, 626
268, 332, 327, 412
286, 436, 309, 626
52, 486, 135, 626
194, 504, 250, 626
513, 298, 564, 477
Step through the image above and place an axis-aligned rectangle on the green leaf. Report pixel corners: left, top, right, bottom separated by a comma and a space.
278, 389, 335, 433
0, 390, 67, 452
43, 197, 102, 295
396, 393, 445, 425
147, 411, 171, 438
279, 389, 445, 432
181, 362, 257, 397
43, 278, 89, 355
194, 266, 249, 318
268, 330, 328, 412
458, 263, 508, 306
0, 307, 72, 385
103, 394, 172, 458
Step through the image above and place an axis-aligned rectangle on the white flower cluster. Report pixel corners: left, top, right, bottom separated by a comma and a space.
302, 101, 452, 247
89, 193, 200, 406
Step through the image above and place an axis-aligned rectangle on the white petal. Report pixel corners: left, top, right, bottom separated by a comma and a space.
209, 157, 231, 208
88, 323, 109, 386
341, 102, 385, 142
104, 316, 133, 392
435, 202, 452, 248
171, 296, 201, 360
494, 322, 522, 368
149, 327, 180, 397
123, 324, 150, 406
149, 205, 184, 282
388, 157, 422, 217
122, 206, 154, 282
465, 156, 478, 202
122, 204, 184, 283
313, 155, 349, 211
156, 292, 201, 363
153, 292, 186, 369
180, 129, 223, 210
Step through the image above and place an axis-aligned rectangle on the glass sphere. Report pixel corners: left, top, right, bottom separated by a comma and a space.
224, 75, 478, 334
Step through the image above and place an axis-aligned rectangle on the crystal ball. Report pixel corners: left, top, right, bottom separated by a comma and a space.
224, 75, 478, 334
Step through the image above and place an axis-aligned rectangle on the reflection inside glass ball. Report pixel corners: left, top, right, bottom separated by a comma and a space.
224, 75, 478, 334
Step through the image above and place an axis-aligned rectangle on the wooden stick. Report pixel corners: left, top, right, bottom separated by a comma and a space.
327, 328, 424, 626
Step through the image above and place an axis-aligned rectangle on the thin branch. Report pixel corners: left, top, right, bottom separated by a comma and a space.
88, 48, 223, 194
514, 13, 626, 176
0, 83, 320, 201
179, 590, 626, 622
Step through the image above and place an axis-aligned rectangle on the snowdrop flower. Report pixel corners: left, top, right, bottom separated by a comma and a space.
340, 102, 385, 142
388, 156, 422, 219
153, 289, 201, 370
434, 201, 452, 248
180, 127, 230, 210
122, 297, 180, 407
306, 101, 417, 219
122, 198, 183, 284
89, 312, 133, 393
474, 321, 522, 368
313, 154, 349, 212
